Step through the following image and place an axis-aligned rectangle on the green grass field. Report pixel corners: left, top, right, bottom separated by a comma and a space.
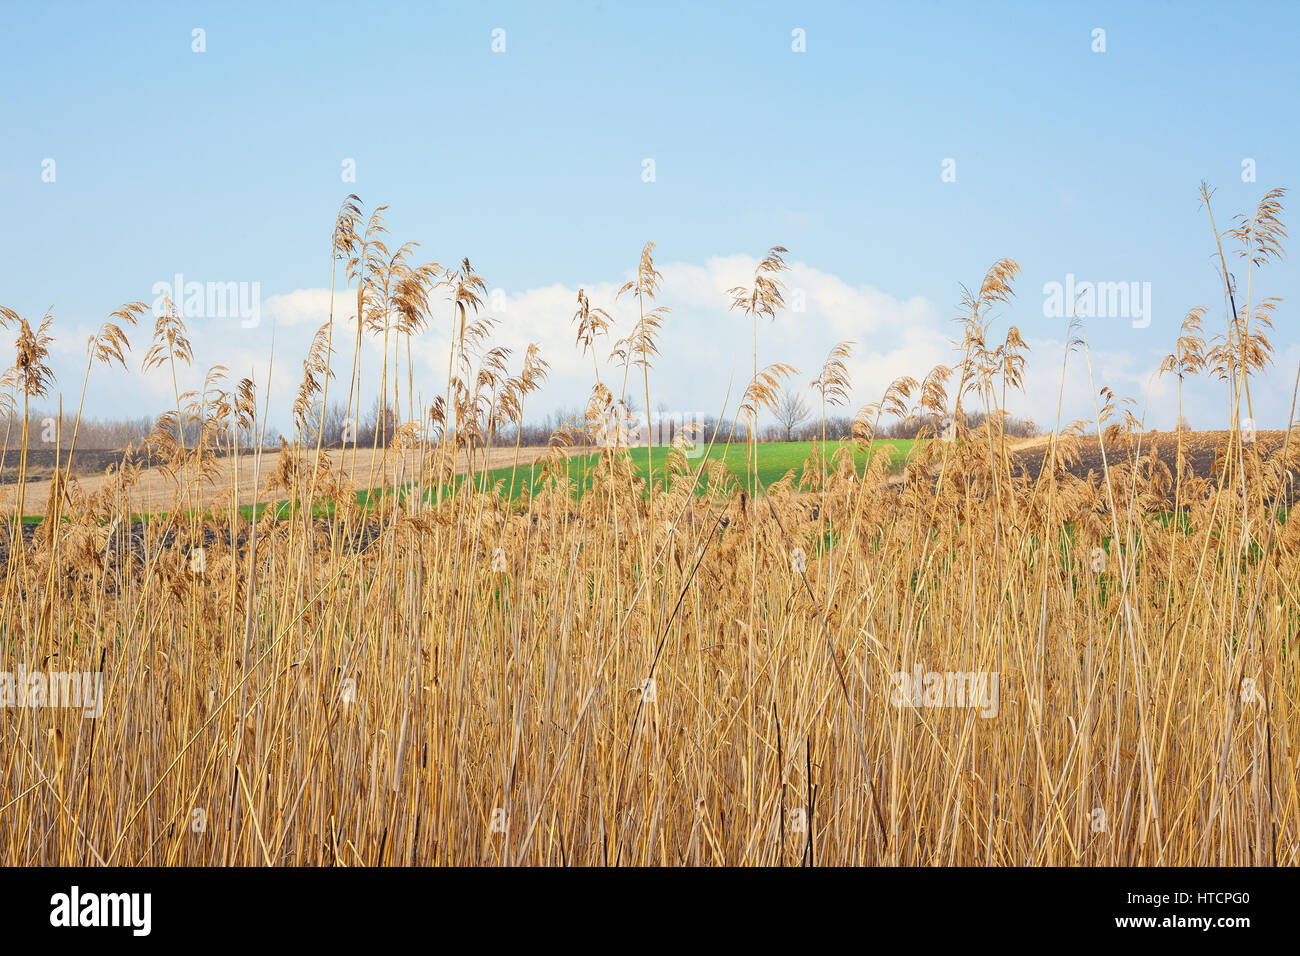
448, 438, 917, 501
18, 440, 917, 522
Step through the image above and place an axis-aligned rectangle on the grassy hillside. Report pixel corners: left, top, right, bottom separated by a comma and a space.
455, 438, 917, 501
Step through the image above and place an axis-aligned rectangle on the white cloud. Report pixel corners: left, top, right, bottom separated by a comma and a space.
14, 256, 1300, 434
262, 288, 354, 328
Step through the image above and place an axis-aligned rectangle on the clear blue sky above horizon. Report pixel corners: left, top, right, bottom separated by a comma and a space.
2, 0, 1298, 433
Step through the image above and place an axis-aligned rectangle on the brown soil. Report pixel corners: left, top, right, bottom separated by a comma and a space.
1008, 429, 1289, 484
0, 445, 549, 518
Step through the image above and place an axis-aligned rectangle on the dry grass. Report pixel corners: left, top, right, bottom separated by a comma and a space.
0, 186, 1297, 867
0, 445, 547, 519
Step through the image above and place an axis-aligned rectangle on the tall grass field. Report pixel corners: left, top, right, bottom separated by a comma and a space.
0, 184, 1296, 871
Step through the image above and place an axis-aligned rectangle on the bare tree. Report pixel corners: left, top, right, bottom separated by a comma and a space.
319, 401, 350, 446
294, 400, 353, 447
356, 396, 398, 448
773, 388, 811, 442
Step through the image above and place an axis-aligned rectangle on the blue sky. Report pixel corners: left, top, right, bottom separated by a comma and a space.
2, 0, 1297, 434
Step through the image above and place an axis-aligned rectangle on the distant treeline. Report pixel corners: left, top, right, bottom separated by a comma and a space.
2, 400, 1040, 454
497, 406, 1040, 446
